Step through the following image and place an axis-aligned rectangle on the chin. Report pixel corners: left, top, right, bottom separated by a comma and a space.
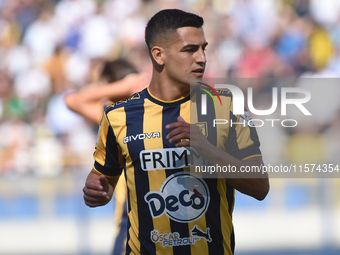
189, 77, 203, 86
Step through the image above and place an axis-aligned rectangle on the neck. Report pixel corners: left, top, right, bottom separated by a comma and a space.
148, 72, 190, 101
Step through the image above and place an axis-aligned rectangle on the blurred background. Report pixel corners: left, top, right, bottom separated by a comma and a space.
0, 0, 340, 254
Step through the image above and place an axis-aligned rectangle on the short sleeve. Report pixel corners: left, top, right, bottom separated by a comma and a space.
93, 113, 124, 177
224, 96, 262, 160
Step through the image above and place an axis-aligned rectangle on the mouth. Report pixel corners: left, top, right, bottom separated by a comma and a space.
192, 68, 204, 76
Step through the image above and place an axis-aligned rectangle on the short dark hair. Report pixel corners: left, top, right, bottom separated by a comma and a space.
145, 9, 204, 51
100, 58, 138, 83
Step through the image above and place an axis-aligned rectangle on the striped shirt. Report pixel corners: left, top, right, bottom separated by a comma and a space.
93, 87, 261, 255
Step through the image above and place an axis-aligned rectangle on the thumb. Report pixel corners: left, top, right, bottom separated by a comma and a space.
99, 175, 109, 192
177, 116, 186, 123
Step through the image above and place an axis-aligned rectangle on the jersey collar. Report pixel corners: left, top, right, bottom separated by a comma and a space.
144, 87, 190, 107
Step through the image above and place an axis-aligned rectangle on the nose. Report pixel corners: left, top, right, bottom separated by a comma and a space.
196, 48, 207, 66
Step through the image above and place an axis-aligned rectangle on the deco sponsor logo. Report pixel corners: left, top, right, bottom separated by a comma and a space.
144, 172, 210, 223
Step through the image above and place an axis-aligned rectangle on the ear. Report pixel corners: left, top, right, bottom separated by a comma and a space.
151, 46, 165, 66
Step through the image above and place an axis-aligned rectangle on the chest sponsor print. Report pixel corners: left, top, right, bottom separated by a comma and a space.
140, 147, 207, 171
144, 172, 210, 223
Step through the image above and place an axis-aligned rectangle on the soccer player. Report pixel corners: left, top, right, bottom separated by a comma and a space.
65, 59, 149, 124
83, 9, 269, 255
66, 59, 149, 255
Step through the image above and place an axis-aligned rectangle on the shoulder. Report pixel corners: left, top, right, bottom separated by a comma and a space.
215, 89, 232, 106
104, 89, 147, 114
197, 86, 232, 98
215, 89, 232, 98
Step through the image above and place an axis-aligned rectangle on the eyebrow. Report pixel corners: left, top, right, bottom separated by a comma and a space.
181, 42, 208, 50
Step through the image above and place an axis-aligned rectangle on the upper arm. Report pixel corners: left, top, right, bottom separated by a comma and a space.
94, 112, 124, 177
224, 111, 262, 160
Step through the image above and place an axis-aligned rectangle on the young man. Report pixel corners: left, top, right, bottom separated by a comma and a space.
66, 59, 149, 255
83, 9, 269, 255
65, 59, 149, 124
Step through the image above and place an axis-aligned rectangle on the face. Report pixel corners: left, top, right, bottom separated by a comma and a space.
163, 27, 207, 87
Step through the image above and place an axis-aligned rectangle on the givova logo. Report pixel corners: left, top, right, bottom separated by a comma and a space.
144, 172, 210, 223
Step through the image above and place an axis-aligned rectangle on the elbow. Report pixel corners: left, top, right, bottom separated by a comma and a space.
254, 180, 270, 201
64, 93, 77, 112
255, 190, 269, 201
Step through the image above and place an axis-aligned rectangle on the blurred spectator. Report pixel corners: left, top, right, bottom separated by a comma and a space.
0, 0, 339, 180
78, 7, 116, 58
103, 0, 141, 23
0, 2, 21, 49
309, 0, 340, 28
0, 119, 34, 177
4, 45, 32, 78
63, 51, 91, 86
14, 0, 43, 38
0, 71, 27, 120
0, 3, 339, 255
23, 2, 59, 64
275, 7, 308, 67
54, 0, 96, 41
309, 25, 334, 70
214, 15, 242, 76
43, 45, 69, 94
13, 67, 51, 108
45, 91, 85, 137
230, 0, 278, 48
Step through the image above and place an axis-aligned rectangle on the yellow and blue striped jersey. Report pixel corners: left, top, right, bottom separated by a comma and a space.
93, 87, 261, 255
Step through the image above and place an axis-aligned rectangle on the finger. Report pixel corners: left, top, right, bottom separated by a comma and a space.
166, 127, 190, 142
84, 199, 108, 208
177, 116, 186, 123
168, 132, 190, 144
85, 179, 104, 191
175, 140, 190, 147
165, 121, 190, 130
84, 196, 107, 205
84, 193, 110, 202
84, 200, 99, 208
83, 186, 108, 197
99, 175, 109, 192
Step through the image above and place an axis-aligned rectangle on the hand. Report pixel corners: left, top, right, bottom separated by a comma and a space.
83, 175, 111, 207
165, 116, 213, 157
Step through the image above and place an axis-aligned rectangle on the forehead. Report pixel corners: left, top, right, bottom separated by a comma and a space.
172, 27, 206, 47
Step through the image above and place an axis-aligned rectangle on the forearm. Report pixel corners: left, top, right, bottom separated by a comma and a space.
65, 75, 145, 124
166, 117, 269, 200
65, 86, 105, 124
199, 144, 269, 200
79, 73, 147, 103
